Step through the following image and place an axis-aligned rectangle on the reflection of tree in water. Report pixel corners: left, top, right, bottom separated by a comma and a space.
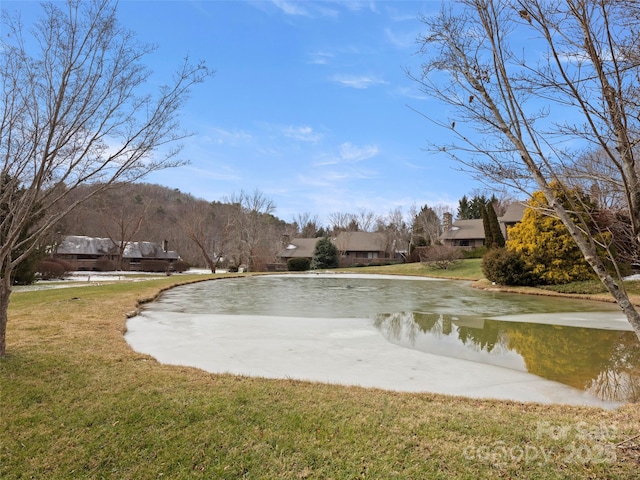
372, 312, 423, 344
503, 323, 626, 392
373, 311, 640, 402
374, 312, 507, 352
413, 312, 443, 333
587, 333, 640, 402
457, 321, 502, 353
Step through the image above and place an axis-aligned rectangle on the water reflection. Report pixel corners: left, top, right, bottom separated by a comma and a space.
374, 312, 640, 402
136, 274, 638, 403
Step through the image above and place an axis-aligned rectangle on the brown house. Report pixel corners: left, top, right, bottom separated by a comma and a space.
277, 238, 319, 264
54, 235, 180, 271
440, 202, 526, 248
277, 231, 398, 268
333, 231, 392, 267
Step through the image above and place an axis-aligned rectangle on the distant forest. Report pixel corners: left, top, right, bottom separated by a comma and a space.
49, 183, 498, 270
51, 183, 290, 270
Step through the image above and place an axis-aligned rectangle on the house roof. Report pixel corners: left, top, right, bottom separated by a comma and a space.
333, 231, 387, 252
440, 202, 526, 242
56, 236, 117, 255
500, 202, 526, 223
277, 238, 319, 259
56, 236, 180, 260
277, 232, 389, 260
440, 219, 485, 241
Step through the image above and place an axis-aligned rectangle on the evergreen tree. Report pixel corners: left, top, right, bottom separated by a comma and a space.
310, 237, 339, 269
507, 186, 598, 284
486, 202, 505, 248
457, 194, 491, 219
457, 195, 471, 219
480, 204, 493, 248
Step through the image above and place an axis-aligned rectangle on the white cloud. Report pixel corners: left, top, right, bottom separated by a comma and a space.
282, 125, 323, 142
384, 27, 419, 49
340, 1, 379, 14
268, 0, 338, 18
313, 142, 379, 167
208, 127, 253, 146
308, 51, 334, 65
339, 142, 378, 162
270, 0, 310, 16
329, 74, 387, 89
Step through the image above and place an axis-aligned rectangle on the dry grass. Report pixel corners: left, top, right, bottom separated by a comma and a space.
1, 274, 639, 479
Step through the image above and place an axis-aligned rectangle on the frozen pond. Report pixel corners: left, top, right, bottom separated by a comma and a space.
126, 274, 639, 407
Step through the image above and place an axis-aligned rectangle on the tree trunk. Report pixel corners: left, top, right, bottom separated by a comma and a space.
202, 252, 216, 273
550, 197, 640, 342
0, 274, 12, 357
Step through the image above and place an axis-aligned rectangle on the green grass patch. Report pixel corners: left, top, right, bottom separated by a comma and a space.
1, 274, 639, 478
539, 280, 609, 295
340, 258, 483, 281
537, 279, 640, 301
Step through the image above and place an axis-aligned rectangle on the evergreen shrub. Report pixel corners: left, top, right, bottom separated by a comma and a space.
172, 260, 189, 273
310, 238, 339, 270
287, 257, 310, 271
35, 260, 65, 280
140, 259, 170, 272
481, 247, 537, 286
95, 258, 115, 272
52, 258, 74, 273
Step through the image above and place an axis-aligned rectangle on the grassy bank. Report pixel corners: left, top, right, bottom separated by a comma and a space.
339, 258, 484, 281
1, 274, 640, 478
347, 259, 640, 305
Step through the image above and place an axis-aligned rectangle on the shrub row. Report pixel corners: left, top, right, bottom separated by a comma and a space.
287, 257, 310, 271
481, 248, 537, 286
36, 258, 74, 280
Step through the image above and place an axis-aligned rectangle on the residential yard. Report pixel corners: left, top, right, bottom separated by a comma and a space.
1, 270, 640, 479
349, 259, 640, 306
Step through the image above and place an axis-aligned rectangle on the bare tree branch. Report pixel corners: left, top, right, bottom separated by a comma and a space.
0, 0, 213, 356
411, 0, 640, 340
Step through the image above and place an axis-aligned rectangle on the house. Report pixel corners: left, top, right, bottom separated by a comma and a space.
499, 202, 526, 239
333, 231, 392, 267
277, 237, 319, 264
440, 202, 526, 248
439, 218, 486, 248
54, 235, 180, 271
277, 231, 398, 268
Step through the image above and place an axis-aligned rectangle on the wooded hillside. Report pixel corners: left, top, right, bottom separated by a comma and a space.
52, 183, 291, 269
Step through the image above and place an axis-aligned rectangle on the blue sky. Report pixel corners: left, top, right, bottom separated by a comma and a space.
9, 1, 483, 224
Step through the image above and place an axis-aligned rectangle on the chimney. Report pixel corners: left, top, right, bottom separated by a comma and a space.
443, 212, 453, 232
163, 239, 168, 252
281, 234, 290, 248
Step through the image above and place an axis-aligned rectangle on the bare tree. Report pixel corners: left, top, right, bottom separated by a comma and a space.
176, 201, 219, 273
378, 207, 412, 260
564, 148, 627, 210
0, 0, 212, 356
327, 212, 358, 234
410, 204, 444, 246
410, 0, 640, 340
292, 212, 321, 238
97, 191, 151, 270
225, 189, 277, 272
355, 208, 379, 232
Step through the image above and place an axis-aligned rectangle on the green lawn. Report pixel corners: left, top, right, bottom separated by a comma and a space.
339, 258, 484, 280
1, 273, 639, 478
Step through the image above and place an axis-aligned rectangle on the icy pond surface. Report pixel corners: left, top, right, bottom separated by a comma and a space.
126, 274, 639, 407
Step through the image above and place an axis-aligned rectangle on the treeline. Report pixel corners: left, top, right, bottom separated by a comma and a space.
49, 183, 288, 270
44, 183, 471, 270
